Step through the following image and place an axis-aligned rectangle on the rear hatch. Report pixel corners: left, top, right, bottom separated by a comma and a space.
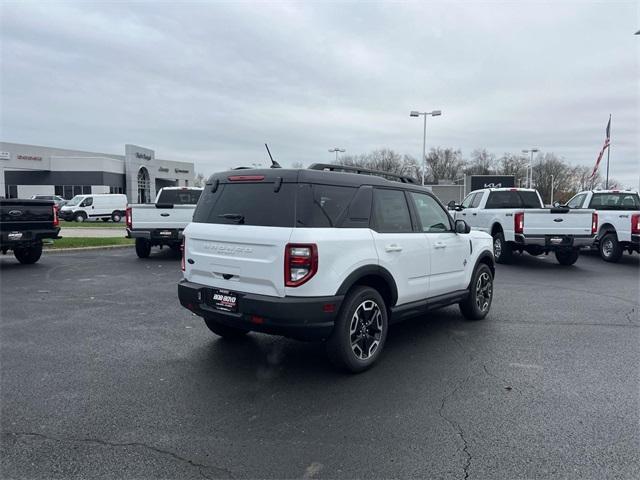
522, 208, 594, 236
0, 199, 57, 240
184, 174, 298, 297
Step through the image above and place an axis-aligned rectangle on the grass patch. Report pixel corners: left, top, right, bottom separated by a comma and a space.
60, 220, 125, 229
45, 238, 134, 249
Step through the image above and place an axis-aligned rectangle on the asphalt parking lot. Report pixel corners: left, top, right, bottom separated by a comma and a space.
1, 248, 638, 479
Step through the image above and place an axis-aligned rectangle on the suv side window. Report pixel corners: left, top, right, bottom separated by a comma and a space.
470, 192, 483, 208
410, 192, 452, 232
371, 189, 412, 233
461, 193, 476, 208
566, 193, 586, 209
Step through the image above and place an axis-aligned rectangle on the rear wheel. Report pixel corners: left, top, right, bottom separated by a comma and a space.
135, 238, 151, 258
111, 211, 122, 223
326, 286, 388, 373
14, 242, 43, 265
599, 233, 622, 263
203, 317, 248, 339
459, 263, 493, 320
493, 232, 513, 264
555, 248, 579, 266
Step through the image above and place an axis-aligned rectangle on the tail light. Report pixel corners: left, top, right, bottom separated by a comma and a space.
125, 207, 132, 229
228, 175, 265, 182
181, 238, 186, 272
514, 212, 524, 234
52, 205, 59, 227
592, 212, 598, 235
632, 214, 640, 235
285, 243, 318, 287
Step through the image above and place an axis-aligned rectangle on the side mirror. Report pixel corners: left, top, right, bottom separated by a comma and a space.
553, 201, 560, 208
455, 219, 471, 234
447, 200, 456, 209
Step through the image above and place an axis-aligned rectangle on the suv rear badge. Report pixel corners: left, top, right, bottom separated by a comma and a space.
8, 210, 23, 216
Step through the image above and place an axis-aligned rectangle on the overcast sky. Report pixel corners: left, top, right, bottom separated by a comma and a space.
1, 1, 638, 186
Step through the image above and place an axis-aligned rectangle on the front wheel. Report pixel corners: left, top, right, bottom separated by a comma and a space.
74, 213, 86, 223
326, 286, 388, 373
599, 233, 622, 263
203, 317, 249, 339
111, 211, 122, 223
14, 242, 43, 265
135, 238, 151, 258
493, 232, 513, 264
459, 263, 493, 320
555, 248, 579, 266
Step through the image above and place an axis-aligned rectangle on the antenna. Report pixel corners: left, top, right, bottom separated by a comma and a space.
264, 143, 281, 169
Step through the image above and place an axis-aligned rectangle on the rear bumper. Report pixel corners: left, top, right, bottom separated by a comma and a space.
127, 228, 183, 244
178, 279, 343, 340
630, 235, 640, 249
0, 228, 61, 249
514, 234, 595, 248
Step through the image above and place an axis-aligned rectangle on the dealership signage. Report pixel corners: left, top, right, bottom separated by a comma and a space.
175, 168, 189, 174
158, 167, 169, 172
470, 175, 515, 191
0, 152, 9, 160
17, 154, 42, 161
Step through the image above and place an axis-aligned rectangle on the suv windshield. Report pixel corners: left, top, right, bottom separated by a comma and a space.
589, 193, 640, 210
157, 189, 202, 205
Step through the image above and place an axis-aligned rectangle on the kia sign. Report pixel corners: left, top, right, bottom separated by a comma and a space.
470, 175, 515, 191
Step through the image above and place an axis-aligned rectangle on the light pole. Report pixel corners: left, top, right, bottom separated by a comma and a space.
328, 148, 345, 162
550, 174, 554, 206
522, 148, 539, 188
410, 109, 442, 185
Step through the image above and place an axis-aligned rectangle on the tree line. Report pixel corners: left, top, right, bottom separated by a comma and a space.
335, 148, 620, 203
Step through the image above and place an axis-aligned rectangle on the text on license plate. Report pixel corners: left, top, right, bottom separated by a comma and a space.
212, 290, 237, 311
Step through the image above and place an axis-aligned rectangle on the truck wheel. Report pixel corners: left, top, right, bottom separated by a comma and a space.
599, 233, 622, 263
14, 242, 43, 265
135, 238, 151, 258
111, 211, 122, 223
459, 263, 493, 320
326, 286, 388, 373
203, 317, 248, 339
493, 232, 513, 264
555, 248, 579, 266
74, 213, 86, 223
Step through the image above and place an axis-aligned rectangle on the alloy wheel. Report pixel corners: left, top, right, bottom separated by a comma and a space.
349, 300, 383, 360
602, 239, 613, 258
493, 238, 502, 259
475, 272, 493, 312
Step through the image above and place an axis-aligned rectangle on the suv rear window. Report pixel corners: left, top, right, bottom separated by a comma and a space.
485, 191, 542, 209
193, 182, 357, 228
157, 189, 202, 205
589, 193, 640, 210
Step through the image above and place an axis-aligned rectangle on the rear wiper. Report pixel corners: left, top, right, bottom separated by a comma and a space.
218, 213, 245, 224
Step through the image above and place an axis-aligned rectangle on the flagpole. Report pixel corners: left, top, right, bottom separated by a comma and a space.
605, 114, 611, 189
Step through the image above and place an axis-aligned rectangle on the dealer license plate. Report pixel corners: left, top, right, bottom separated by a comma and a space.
211, 289, 238, 312
8, 232, 23, 241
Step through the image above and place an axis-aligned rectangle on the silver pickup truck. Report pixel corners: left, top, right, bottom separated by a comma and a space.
450, 188, 596, 265
126, 187, 203, 258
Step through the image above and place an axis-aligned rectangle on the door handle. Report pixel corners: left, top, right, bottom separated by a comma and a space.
385, 244, 403, 252
434, 242, 447, 249
462, 213, 466, 216
472, 213, 477, 216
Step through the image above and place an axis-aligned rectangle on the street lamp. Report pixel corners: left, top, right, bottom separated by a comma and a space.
328, 147, 345, 162
410, 109, 442, 185
522, 148, 539, 188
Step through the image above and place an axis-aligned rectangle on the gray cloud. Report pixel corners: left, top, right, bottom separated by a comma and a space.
1, 1, 638, 186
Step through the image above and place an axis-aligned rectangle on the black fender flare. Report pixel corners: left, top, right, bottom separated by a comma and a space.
597, 223, 616, 240
335, 265, 398, 307
470, 251, 495, 285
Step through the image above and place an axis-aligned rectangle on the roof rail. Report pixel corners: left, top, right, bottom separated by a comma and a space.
307, 163, 419, 184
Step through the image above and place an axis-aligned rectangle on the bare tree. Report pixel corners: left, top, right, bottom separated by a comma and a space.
497, 153, 528, 184
193, 172, 205, 187
424, 147, 465, 183
531, 153, 574, 204
465, 149, 497, 176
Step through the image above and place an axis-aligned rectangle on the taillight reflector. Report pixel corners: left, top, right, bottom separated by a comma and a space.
181, 238, 186, 272
591, 212, 598, 235
632, 214, 640, 235
228, 175, 265, 182
514, 212, 524, 234
125, 206, 132, 229
52, 205, 59, 227
285, 243, 318, 287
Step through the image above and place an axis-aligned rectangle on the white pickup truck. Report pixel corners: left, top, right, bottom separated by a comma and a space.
126, 187, 203, 258
450, 188, 596, 265
565, 189, 640, 262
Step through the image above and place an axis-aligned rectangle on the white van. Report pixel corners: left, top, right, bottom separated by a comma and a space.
58, 194, 128, 223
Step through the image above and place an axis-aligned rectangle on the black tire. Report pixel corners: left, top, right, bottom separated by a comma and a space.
326, 286, 388, 373
135, 238, 151, 258
599, 233, 622, 263
169, 243, 181, 253
14, 242, 43, 265
459, 263, 493, 320
111, 211, 122, 223
74, 212, 86, 223
203, 317, 249, 339
555, 248, 579, 266
492, 231, 513, 264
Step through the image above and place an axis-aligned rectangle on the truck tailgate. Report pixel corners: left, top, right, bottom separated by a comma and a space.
130, 205, 195, 230
522, 209, 594, 236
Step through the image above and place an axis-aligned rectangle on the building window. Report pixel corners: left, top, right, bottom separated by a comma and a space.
82, 185, 91, 194
137, 167, 151, 203
5, 185, 18, 198
55, 186, 63, 197
73, 185, 82, 196
185, 180, 189, 187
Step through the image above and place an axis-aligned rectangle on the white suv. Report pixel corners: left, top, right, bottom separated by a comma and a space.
178, 165, 495, 372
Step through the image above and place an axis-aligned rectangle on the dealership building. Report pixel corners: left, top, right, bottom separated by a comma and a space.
0, 142, 195, 203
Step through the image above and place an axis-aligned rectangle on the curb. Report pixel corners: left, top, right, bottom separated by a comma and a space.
43, 244, 135, 253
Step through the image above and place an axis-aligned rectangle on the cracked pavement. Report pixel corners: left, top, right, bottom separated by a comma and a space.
1, 248, 639, 479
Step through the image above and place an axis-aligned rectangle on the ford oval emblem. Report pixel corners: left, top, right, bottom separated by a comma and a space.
553, 218, 563, 222
8, 210, 23, 216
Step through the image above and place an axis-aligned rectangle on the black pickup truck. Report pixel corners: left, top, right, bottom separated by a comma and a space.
0, 199, 61, 264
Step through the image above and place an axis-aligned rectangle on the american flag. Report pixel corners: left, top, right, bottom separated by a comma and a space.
590, 116, 611, 178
